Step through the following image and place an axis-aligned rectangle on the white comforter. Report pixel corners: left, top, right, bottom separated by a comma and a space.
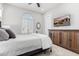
0, 33, 52, 56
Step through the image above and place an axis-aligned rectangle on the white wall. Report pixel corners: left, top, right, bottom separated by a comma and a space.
2, 4, 44, 34
44, 3, 79, 35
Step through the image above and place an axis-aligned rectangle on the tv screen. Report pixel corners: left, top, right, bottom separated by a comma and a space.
54, 15, 70, 27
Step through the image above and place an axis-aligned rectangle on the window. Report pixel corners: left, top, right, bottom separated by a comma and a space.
0, 4, 2, 21
22, 13, 33, 34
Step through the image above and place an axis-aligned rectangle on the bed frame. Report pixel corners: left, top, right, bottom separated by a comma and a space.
18, 48, 51, 56
0, 21, 1, 27
18, 48, 42, 56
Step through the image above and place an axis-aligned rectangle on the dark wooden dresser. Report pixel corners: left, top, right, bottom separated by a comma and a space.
49, 29, 79, 53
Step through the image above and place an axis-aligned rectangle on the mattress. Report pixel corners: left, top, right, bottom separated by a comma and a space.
0, 33, 52, 56
0, 34, 42, 56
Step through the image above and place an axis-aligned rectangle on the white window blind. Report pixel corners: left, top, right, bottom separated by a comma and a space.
0, 4, 2, 21
0, 9, 2, 18
22, 14, 33, 34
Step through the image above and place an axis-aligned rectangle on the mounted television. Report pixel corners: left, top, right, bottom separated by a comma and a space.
54, 15, 70, 27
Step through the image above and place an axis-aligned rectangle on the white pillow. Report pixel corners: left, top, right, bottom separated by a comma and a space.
0, 29, 9, 41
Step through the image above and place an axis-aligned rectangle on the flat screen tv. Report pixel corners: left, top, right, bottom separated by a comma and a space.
54, 15, 70, 27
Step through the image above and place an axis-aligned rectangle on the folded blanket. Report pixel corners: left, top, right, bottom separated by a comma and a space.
33, 33, 52, 49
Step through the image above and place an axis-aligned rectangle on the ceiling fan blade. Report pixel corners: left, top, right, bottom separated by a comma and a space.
28, 3, 32, 5
36, 3, 40, 7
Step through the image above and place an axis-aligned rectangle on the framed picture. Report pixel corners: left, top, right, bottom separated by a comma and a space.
54, 15, 70, 27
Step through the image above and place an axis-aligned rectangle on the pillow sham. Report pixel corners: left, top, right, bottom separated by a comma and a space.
5, 29, 16, 39
0, 29, 9, 41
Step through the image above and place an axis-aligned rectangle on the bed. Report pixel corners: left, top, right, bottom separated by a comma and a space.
0, 33, 52, 56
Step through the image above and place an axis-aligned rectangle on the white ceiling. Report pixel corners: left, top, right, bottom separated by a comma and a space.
9, 3, 60, 14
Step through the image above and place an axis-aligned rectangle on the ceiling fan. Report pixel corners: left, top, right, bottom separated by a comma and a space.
28, 3, 40, 7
